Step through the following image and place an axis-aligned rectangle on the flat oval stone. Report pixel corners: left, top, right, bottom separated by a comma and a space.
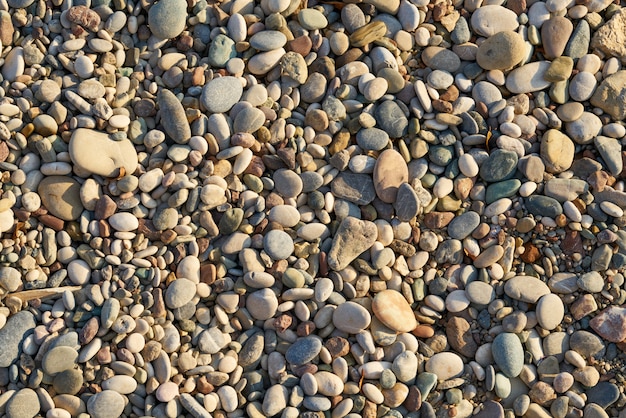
42, 346, 78, 375
108, 212, 139, 232
332, 301, 371, 334
447, 211, 480, 240
446, 290, 471, 313
249, 31, 287, 51
285, 336, 322, 365
165, 278, 196, 309
158, 89, 191, 144
471, 5, 519, 37
506, 61, 552, 94
233, 107, 265, 133
87, 390, 125, 418
298, 8, 328, 30
69, 129, 138, 177
248, 48, 285, 75
201, 76, 243, 113
492, 333, 524, 377
536, 293, 564, 331
101, 375, 137, 394
421, 46, 461, 73
465, 281, 495, 305
569, 330, 605, 358
425, 352, 464, 381
585, 382, 620, 408
263, 229, 294, 260
504, 276, 550, 303
372, 290, 417, 333
5, 388, 40, 418
356, 128, 389, 151
525, 195, 563, 218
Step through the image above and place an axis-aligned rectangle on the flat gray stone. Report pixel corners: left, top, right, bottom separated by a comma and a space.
201, 76, 243, 113
327, 217, 378, 271
0, 311, 36, 367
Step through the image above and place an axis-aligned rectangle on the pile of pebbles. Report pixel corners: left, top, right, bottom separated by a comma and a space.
1, 0, 626, 417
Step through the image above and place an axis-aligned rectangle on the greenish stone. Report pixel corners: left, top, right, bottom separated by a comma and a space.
479, 149, 518, 183
446, 388, 463, 405
416, 372, 437, 399
53, 369, 83, 395
243, 174, 263, 193
282, 268, 305, 288
528, 25, 540, 45
444, 159, 460, 179
308, 191, 325, 210
545, 56, 573, 82
378, 68, 405, 94
485, 179, 521, 204
525, 195, 563, 217
351, 395, 366, 413
380, 369, 397, 389
549, 80, 569, 104
564, 20, 590, 60
550, 396, 569, 418
117, 175, 138, 193
118, 67, 133, 77
421, 173, 437, 188
208, 34, 236, 68
370, 316, 397, 346
219, 208, 244, 235
429, 145, 454, 166
437, 196, 462, 211
135, 268, 151, 280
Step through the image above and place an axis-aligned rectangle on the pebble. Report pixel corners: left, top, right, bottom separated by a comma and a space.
201, 77, 243, 114
86, 390, 125, 418
476, 31, 526, 70
69, 129, 138, 177
37, 177, 83, 223
285, 336, 322, 365
332, 301, 371, 334
0, 1, 623, 417
471, 5, 519, 36
425, 352, 464, 381
372, 290, 417, 332
148, 0, 187, 40
6, 388, 40, 418
492, 333, 524, 378
536, 294, 564, 331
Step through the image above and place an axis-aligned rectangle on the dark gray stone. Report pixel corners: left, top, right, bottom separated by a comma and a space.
585, 382, 619, 408
394, 183, 419, 222
331, 172, 376, 205
375, 100, 408, 138
447, 211, 480, 240
525, 195, 563, 218
285, 336, 322, 366
479, 149, 518, 182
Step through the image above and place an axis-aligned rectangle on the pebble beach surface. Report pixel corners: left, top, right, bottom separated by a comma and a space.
1, 0, 626, 417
